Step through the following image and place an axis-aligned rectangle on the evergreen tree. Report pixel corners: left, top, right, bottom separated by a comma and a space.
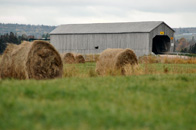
189, 43, 196, 53
9, 32, 19, 44
0, 32, 28, 54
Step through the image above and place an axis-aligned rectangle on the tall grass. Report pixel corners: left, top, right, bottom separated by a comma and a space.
139, 55, 196, 64
84, 54, 99, 62
63, 62, 97, 77
61, 62, 196, 77
162, 57, 196, 64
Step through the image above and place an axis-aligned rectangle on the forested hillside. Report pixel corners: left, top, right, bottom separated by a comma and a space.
173, 28, 196, 34
0, 23, 56, 38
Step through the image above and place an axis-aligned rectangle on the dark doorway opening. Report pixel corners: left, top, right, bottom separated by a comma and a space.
152, 35, 170, 54
95, 46, 99, 49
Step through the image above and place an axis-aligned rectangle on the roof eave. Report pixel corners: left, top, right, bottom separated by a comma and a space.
50, 32, 151, 35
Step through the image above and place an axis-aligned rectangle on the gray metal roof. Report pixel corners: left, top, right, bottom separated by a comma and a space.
50, 21, 173, 34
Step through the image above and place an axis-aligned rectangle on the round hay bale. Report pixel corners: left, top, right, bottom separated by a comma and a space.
96, 48, 138, 75
61, 53, 75, 64
73, 53, 85, 63
0, 40, 63, 79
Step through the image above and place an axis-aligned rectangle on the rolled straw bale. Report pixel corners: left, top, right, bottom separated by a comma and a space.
73, 53, 85, 63
0, 40, 63, 79
61, 53, 75, 64
96, 48, 138, 75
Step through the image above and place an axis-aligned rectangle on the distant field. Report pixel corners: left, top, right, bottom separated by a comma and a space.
0, 63, 196, 130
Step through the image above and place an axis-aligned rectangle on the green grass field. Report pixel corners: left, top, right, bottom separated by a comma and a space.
0, 63, 196, 130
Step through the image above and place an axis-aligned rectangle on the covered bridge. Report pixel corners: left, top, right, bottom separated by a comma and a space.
50, 21, 175, 57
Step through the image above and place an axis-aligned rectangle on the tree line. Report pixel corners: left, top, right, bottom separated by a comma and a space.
0, 32, 28, 54
0, 32, 51, 54
181, 44, 196, 53
175, 37, 196, 53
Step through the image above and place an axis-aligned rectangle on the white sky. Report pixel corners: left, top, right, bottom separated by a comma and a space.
0, 0, 196, 28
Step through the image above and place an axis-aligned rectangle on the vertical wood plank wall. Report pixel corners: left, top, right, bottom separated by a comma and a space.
50, 33, 149, 57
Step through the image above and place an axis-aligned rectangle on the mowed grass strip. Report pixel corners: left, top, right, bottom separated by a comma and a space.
0, 73, 196, 130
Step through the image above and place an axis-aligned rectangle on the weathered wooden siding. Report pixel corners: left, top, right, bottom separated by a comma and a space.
149, 23, 174, 52
50, 33, 149, 57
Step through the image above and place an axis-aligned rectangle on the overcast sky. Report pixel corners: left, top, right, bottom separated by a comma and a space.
0, 0, 196, 27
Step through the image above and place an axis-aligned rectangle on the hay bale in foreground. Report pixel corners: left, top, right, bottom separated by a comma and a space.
73, 53, 85, 63
96, 48, 138, 75
0, 40, 63, 79
61, 53, 75, 64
